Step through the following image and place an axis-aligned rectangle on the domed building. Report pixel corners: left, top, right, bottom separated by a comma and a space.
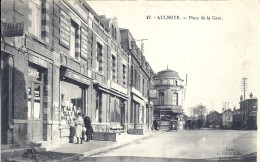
150, 68, 185, 130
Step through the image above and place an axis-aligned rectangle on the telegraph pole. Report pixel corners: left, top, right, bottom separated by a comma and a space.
241, 78, 247, 101
222, 102, 229, 127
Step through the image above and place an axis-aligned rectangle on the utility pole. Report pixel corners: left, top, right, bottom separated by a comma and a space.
136, 39, 148, 54
241, 78, 247, 101
222, 102, 229, 127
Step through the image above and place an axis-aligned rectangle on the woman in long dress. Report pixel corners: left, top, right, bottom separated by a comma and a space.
75, 112, 84, 144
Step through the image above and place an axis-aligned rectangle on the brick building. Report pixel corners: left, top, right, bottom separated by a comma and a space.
120, 29, 155, 132
239, 93, 258, 130
1, 0, 154, 147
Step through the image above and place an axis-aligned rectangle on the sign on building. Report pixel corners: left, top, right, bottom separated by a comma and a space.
149, 89, 158, 98
2, 22, 24, 37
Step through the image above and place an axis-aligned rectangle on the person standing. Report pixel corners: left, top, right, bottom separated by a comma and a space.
84, 115, 93, 142
75, 112, 84, 144
153, 120, 159, 131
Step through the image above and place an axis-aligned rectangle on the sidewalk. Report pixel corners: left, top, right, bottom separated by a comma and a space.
2, 131, 164, 162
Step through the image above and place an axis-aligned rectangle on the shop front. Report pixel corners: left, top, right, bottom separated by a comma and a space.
154, 106, 183, 130
60, 68, 91, 124
128, 93, 148, 135
92, 84, 128, 133
59, 68, 91, 142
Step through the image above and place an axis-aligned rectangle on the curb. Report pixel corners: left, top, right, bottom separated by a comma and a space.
60, 131, 165, 162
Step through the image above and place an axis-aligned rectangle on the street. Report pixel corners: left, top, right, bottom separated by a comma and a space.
83, 130, 257, 162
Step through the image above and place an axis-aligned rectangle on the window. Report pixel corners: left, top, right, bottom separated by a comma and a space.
70, 21, 79, 59
173, 93, 178, 106
88, 12, 94, 29
159, 92, 164, 105
134, 69, 138, 88
122, 64, 126, 87
169, 79, 174, 85
97, 43, 103, 73
112, 55, 116, 81
155, 79, 160, 85
111, 25, 117, 40
130, 102, 135, 123
30, 0, 41, 38
162, 79, 167, 85
60, 81, 85, 124
142, 79, 145, 95
114, 29, 117, 40
95, 92, 102, 123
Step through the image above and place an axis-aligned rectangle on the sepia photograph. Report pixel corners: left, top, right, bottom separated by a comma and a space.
1, 0, 259, 161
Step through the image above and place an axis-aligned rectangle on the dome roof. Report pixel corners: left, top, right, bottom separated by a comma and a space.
154, 69, 181, 79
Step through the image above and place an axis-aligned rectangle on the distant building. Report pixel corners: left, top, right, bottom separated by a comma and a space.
221, 109, 233, 128
240, 93, 258, 130
150, 69, 185, 130
206, 111, 221, 128
232, 108, 242, 130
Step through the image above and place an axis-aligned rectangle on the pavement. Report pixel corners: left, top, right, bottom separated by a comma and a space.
1, 130, 164, 162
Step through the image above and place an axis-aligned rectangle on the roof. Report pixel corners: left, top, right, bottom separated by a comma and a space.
82, 1, 109, 31
154, 69, 181, 79
232, 109, 241, 115
98, 15, 111, 29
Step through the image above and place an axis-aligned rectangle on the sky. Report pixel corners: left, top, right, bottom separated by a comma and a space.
88, 1, 260, 115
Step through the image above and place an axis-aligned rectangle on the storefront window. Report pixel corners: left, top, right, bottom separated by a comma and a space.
130, 102, 135, 123
28, 87, 32, 119
95, 92, 102, 123
110, 97, 121, 123
60, 81, 84, 124
33, 85, 41, 119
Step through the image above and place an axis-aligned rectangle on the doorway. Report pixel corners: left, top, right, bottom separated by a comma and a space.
27, 82, 43, 141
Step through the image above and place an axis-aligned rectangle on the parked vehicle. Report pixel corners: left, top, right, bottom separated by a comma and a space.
169, 120, 178, 131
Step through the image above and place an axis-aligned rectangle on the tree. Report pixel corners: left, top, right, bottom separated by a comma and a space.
193, 104, 207, 117
193, 104, 208, 128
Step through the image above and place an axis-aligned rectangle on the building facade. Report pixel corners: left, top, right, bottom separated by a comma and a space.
206, 111, 221, 128
232, 108, 242, 130
1, 0, 154, 147
239, 93, 258, 130
120, 29, 155, 132
150, 69, 185, 130
221, 109, 233, 128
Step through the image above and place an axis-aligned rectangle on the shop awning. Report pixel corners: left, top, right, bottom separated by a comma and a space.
64, 69, 91, 85
133, 95, 146, 105
98, 86, 129, 100
154, 106, 183, 114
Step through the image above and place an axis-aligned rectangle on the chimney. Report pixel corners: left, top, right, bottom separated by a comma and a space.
240, 95, 243, 102
250, 92, 253, 98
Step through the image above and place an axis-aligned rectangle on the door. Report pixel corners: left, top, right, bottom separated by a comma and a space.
28, 82, 43, 141
121, 102, 125, 129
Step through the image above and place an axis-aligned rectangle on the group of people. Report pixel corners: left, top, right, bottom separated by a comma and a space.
72, 112, 94, 144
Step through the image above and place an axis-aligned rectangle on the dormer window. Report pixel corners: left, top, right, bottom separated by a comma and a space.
111, 25, 117, 40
